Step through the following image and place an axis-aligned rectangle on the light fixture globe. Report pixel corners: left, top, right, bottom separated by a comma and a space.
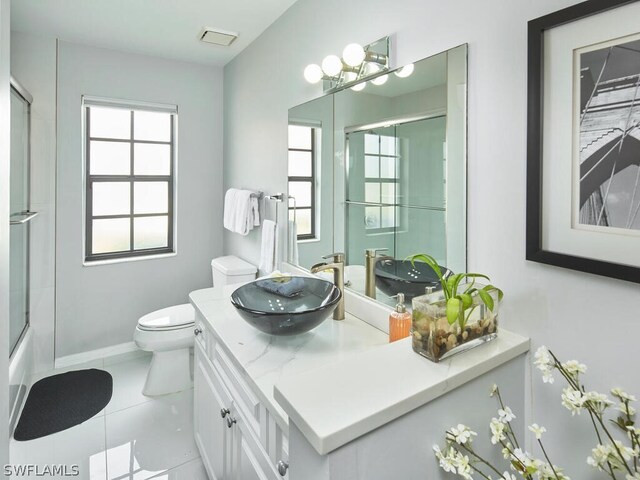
321, 55, 343, 77
371, 74, 388, 86
351, 82, 366, 92
304, 64, 323, 84
394, 63, 415, 78
342, 43, 365, 67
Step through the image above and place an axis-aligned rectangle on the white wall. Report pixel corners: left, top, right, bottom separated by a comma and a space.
10, 32, 57, 373
223, 1, 640, 478
56, 42, 224, 357
0, 0, 10, 467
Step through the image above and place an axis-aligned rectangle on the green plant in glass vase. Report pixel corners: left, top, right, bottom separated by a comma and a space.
408, 253, 504, 362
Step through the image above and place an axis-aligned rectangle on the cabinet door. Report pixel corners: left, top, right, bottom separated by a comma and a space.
231, 408, 279, 480
194, 344, 231, 480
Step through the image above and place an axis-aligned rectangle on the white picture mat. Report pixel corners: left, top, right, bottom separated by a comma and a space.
542, 1, 640, 267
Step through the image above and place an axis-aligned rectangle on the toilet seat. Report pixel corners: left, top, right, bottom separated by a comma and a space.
137, 304, 195, 332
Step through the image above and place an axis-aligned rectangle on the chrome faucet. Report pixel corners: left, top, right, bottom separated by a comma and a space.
310, 252, 345, 320
365, 248, 394, 299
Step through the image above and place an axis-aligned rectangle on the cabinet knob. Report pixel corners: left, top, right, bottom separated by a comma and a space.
194, 328, 202, 336
277, 460, 289, 476
220, 408, 230, 418
226, 416, 237, 428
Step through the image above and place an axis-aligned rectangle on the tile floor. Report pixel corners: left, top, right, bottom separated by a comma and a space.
10, 351, 208, 480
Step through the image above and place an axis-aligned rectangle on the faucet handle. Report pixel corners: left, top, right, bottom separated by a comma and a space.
366, 248, 388, 257
322, 252, 345, 263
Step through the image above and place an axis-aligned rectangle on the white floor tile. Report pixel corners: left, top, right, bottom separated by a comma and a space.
146, 458, 208, 480
103, 355, 153, 414
10, 415, 107, 480
105, 390, 198, 480
103, 349, 149, 368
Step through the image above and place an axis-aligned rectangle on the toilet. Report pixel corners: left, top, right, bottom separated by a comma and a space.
134, 255, 257, 396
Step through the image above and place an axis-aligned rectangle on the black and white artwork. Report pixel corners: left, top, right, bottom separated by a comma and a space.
578, 36, 640, 231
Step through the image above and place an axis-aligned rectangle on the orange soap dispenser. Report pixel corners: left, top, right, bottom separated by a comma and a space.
389, 293, 411, 342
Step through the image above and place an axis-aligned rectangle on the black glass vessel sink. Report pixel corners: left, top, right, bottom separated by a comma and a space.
230, 276, 341, 336
375, 259, 451, 298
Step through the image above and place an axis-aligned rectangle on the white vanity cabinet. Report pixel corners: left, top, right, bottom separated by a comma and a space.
193, 314, 289, 480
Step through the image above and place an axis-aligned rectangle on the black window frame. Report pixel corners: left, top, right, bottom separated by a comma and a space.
363, 132, 400, 234
84, 103, 176, 262
288, 125, 317, 240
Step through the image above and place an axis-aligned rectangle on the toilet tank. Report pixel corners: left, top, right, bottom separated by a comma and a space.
211, 255, 257, 288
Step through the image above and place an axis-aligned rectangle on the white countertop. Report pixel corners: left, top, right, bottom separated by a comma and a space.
190, 286, 529, 456
189, 286, 389, 430
274, 329, 529, 454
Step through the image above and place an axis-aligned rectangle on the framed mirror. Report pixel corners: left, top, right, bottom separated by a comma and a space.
288, 44, 468, 309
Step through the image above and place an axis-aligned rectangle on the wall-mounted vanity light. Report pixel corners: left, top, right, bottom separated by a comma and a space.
304, 37, 392, 93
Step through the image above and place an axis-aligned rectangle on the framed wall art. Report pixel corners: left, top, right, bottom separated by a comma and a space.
527, 0, 640, 283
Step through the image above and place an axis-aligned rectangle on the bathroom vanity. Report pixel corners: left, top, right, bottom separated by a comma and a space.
190, 284, 529, 480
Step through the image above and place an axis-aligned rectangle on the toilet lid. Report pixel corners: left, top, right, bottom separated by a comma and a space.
138, 304, 195, 331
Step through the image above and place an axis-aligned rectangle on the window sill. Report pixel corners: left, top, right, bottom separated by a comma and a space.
83, 251, 176, 267
298, 237, 320, 244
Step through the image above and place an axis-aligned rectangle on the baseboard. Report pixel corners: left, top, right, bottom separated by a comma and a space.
55, 341, 139, 369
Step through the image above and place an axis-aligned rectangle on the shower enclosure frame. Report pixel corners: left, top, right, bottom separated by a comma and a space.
9, 76, 34, 359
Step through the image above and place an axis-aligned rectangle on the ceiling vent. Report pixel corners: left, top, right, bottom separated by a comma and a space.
199, 28, 238, 47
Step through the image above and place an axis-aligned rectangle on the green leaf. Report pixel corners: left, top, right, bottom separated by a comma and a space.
446, 298, 461, 325
477, 288, 494, 311
483, 284, 504, 303
457, 293, 473, 309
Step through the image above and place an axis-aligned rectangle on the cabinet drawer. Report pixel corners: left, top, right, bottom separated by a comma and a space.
194, 312, 217, 356
214, 345, 261, 436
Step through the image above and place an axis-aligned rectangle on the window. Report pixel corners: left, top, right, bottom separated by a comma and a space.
83, 98, 176, 262
363, 132, 400, 232
288, 124, 316, 240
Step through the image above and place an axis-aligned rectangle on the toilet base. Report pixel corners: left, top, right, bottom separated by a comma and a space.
143, 348, 192, 396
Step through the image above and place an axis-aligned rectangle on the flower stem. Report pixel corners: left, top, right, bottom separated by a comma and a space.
537, 439, 561, 480
494, 388, 521, 451
455, 442, 505, 478
548, 350, 634, 477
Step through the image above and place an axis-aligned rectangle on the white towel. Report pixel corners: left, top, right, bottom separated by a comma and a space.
224, 188, 260, 236
287, 220, 299, 264
223, 188, 238, 232
259, 220, 278, 274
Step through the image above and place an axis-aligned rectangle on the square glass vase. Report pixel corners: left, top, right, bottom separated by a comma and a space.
411, 283, 499, 363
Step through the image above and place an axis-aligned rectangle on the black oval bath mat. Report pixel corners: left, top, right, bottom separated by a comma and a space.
13, 368, 113, 441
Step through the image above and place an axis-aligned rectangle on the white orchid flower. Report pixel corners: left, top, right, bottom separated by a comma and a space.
528, 423, 547, 440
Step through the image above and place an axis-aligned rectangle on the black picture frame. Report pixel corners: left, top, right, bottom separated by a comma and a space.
526, 0, 640, 283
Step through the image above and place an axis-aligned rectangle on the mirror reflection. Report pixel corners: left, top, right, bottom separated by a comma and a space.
288, 44, 467, 309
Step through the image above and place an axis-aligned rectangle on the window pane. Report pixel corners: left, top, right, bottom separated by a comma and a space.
365, 207, 380, 229
92, 218, 130, 254
288, 151, 312, 177
381, 183, 396, 204
381, 206, 395, 228
89, 106, 130, 139
92, 182, 130, 216
381, 157, 397, 179
134, 111, 171, 142
365, 155, 379, 178
364, 134, 379, 154
288, 125, 312, 150
90, 141, 130, 175
288, 181, 312, 208
134, 216, 168, 249
134, 143, 171, 175
380, 135, 397, 155
295, 209, 312, 236
365, 183, 380, 203
134, 182, 168, 214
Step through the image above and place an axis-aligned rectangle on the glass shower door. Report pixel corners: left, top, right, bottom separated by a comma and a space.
9, 84, 33, 357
